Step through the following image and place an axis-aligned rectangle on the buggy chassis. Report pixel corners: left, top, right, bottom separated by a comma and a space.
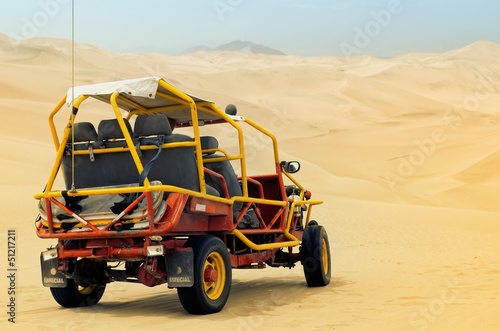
35, 77, 331, 313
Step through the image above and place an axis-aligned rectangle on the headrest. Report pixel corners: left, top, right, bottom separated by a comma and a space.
97, 118, 133, 140
134, 114, 172, 137
200, 136, 219, 155
70, 122, 97, 142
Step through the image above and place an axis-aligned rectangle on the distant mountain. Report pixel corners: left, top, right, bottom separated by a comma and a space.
214, 41, 286, 55
180, 45, 212, 54
180, 40, 285, 55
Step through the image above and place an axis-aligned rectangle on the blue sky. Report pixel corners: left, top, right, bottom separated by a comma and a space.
1, 0, 499, 57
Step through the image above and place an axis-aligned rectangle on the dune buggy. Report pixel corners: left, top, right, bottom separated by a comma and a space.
35, 77, 331, 314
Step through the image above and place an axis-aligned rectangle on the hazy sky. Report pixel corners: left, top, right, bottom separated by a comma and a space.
1, 0, 499, 57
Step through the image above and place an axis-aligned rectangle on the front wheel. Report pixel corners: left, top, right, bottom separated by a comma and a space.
301, 224, 331, 287
50, 279, 106, 307
177, 235, 232, 314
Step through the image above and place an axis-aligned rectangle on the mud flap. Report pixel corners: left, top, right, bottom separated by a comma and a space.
40, 251, 67, 288
165, 250, 194, 287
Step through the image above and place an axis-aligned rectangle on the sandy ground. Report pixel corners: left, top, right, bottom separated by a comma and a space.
1, 33, 500, 330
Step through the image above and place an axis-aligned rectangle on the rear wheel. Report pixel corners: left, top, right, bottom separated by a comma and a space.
177, 235, 232, 314
50, 279, 106, 307
301, 224, 331, 287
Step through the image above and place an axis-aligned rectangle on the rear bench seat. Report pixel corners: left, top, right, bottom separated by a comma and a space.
62, 115, 218, 196
62, 119, 137, 189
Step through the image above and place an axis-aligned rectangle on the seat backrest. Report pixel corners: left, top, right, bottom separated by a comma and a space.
96, 118, 133, 148
200, 136, 219, 156
134, 114, 200, 191
134, 114, 172, 138
62, 122, 99, 189
201, 136, 243, 202
71, 122, 98, 143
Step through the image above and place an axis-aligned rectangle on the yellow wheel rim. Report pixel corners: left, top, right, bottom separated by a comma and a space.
322, 238, 328, 275
78, 284, 95, 295
203, 251, 226, 300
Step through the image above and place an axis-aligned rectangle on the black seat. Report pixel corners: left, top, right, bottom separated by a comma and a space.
71, 122, 98, 142
96, 118, 133, 148
63, 117, 222, 195
201, 136, 245, 207
62, 122, 99, 189
134, 114, 203, 192
64, 118, 137, 189
201, 136, 242, 199
201, 136, 259, 228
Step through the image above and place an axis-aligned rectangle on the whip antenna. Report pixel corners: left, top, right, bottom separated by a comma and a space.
70, 0, 76, 193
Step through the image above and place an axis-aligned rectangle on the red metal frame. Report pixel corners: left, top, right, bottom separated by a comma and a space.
203, 167, 230, 199
36, 193, 190, 239
38, 153, 306, 271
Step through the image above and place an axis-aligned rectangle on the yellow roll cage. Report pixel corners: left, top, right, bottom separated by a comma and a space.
34, 77, 322, 250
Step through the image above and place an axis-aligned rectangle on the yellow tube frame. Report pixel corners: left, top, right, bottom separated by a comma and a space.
231, 199, 323, 250
158, 80, 206, 194
37, 77, 323, 252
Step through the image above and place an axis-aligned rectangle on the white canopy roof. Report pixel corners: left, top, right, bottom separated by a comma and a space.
65, 77, 211, 107
64, 77, 231, 125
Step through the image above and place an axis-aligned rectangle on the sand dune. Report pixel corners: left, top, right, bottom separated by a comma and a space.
1, 33, 500, 330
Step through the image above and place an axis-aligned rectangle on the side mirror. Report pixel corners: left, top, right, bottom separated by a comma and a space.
281, 161, 300, 174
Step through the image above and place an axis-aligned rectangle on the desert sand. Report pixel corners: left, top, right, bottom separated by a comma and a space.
1, 33, 500, 330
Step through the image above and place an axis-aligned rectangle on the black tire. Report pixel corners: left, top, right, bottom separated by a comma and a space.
177, 235, 232, 314
301, 225, 331, 287
50, 279, 106, 307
